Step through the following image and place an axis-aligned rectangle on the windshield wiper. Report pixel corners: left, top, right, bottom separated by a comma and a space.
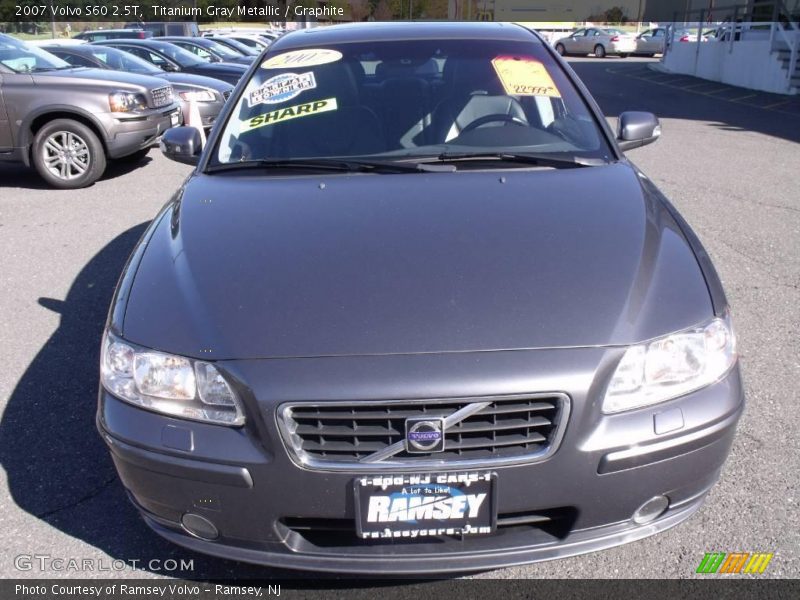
432, 151, 606, 169
206, 158, 455, 174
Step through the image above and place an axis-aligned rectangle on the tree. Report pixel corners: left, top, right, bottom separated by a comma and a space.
373, 0, 393, 20
588, 6, 628, 24
349, 0, 370, 21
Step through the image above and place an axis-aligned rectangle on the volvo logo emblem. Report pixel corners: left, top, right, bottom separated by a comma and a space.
405, 417, 445, 453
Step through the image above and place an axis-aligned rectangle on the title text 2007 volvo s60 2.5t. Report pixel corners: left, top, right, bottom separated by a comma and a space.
97, 22, 743, 573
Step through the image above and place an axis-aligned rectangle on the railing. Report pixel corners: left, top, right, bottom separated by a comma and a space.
666, 0, 800, 92
771, 20, 800, 84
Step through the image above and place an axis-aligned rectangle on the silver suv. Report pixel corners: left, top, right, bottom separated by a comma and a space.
0, 34, 181, 189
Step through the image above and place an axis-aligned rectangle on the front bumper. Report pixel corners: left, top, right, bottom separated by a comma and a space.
97, 348, 744, 574
105, 104, 181, 159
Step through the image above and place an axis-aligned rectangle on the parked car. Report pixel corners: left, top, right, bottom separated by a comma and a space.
672, 26, 719, 43
42, 44, 233, 130
634, 27, 667, 56
205, 36, 261, 58
157, 36, 255, 66
202, 28, 277, 49
93, 39, 247, 85
217, 34, 271, 51
555, 27, 637, 57
73, 28, 152, 42
125, 21, 200, 38
0, 34, 180, 189
98, 22, 743, 573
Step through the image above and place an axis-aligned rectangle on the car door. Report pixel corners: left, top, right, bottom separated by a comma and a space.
564, 29, 585, 53
586, 28, 606, 53
651, 28, 666, 53
0, 73, 12, 151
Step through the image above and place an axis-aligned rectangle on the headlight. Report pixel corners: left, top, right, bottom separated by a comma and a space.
602, 313, 736, 413
178, 90, 216, 102
108, 91, 148, 112
101, 332, 245, 425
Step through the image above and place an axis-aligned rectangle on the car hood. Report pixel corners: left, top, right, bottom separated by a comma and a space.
122, 163, 712, 359
196, 62, 247, 73
32, 67, 166, 91
159, 71, 233, 93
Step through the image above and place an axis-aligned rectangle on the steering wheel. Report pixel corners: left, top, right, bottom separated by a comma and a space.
460, 114, 528, 134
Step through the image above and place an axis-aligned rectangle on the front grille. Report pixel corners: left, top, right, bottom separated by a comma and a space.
277, 394, 569, 471
150, 85, 174, 108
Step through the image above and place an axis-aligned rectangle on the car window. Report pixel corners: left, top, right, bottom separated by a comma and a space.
572, 29, 586, 37
0, 37, 71, 72
204, 40, 242, 59
149, 42, 204, 67
119, 45, 169, 68
87, 46, 162, 74
180, 43, 215, 61
51, 51, 95, 68
654, 29, 665, 37
214, 39, 611, 166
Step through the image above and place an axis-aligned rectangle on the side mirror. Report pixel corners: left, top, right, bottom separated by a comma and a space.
617, 111, 661, 151
160, 126, 202, 165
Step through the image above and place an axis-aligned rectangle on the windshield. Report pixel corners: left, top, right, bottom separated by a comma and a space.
216, 38, 259, 56
83, 45, 161, 75
149, 41, 204, 67
204, 40, 243, 59
0, 36, 71, 72
213, 39, 612, 166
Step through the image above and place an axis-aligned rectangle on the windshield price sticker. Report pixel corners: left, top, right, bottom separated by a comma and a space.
241, 97, 338, 132
248, 72, 317, 106
355, 472, 496, 539
492, 56, 562, 98
261, 49, 343, 70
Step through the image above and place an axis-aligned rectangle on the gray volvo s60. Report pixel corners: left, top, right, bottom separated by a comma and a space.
97, 22, 743, 573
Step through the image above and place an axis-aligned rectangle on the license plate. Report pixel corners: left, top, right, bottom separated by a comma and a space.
354, 472, 496, 540
170, 112, 179, 127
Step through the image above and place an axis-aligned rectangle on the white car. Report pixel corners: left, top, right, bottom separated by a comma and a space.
555, 27, 637, 58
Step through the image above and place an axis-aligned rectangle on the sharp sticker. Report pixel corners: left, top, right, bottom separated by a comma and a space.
241, 97, 338, 132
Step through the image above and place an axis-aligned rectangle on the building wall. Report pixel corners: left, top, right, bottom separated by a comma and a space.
662, 40, 793, 94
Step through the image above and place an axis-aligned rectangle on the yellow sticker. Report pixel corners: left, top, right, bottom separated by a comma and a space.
261, 48, 343, 69
241, 97, 338, 132
491, 56, 561, 98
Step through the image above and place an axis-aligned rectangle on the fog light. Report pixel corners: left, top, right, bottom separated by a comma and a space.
632, 495, 669, 525
181, 513, 219, 540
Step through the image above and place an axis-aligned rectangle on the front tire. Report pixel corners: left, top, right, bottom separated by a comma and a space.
594, 45, 606, 58
32, 119, 106, 189
555, 43, 566, 56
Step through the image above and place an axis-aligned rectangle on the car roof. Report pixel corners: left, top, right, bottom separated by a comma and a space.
94, 38, 159, 46
270, 22, 538, 51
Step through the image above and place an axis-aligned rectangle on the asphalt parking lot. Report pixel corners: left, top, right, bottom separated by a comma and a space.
0, 56, 798, 580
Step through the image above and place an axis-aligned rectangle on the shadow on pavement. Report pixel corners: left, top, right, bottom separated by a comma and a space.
0, 153, 154, 190
569, 59, 800, 145
0, 224, 336, 580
